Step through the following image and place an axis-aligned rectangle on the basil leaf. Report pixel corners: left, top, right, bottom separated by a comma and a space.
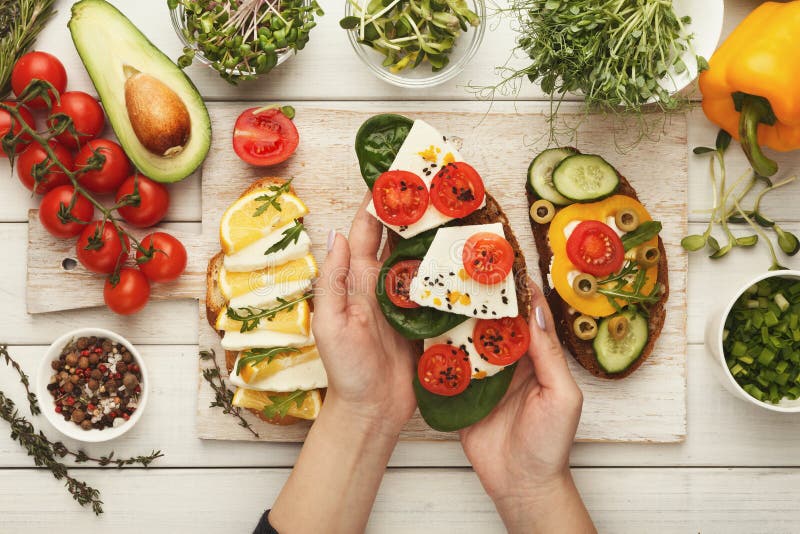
413, 364, 516, 432
355, 114, 414, 188
621, 221, 662, 250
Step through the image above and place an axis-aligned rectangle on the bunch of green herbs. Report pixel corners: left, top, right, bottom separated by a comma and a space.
0, 0, 56, 97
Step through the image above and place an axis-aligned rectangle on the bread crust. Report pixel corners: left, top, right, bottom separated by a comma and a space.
527, 177, 669, 379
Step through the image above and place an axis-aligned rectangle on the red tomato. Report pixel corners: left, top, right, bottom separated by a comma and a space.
232, 107, 299, 166
462, 232, 514, 285
566, 220, 625, 277
0, 102, 35, 156
385, 259, 421, 309
136, 232, 187, 283
473, 316, 531, 366
76, 221, 130, 274
16, 140, 73, 194
417, 344, 471, 397
372, 170, 429, 226
48, 91, 105, 149
104, 267, 150, 315
11, 51, 67, 109
75, 139, 131, 194
115, 174, 170, 228
429, 162, 485, 218
38, 185, 94, 238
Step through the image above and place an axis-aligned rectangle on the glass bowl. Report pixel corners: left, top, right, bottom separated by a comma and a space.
343, 0, 486, 88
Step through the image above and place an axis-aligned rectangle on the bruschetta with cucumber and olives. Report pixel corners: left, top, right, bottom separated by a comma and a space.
355, 114, 532, 432
527, 148, 669, 379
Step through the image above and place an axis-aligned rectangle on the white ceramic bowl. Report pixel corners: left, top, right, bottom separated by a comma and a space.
37, 328, 149, 442
705, 271, 800, 413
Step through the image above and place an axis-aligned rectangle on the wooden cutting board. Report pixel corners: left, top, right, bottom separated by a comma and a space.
27, 102, 688, 443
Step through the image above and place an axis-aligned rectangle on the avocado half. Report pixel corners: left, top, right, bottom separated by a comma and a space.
69, 0, 211, 183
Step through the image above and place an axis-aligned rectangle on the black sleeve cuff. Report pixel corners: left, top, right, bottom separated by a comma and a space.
253, 509, 279, 534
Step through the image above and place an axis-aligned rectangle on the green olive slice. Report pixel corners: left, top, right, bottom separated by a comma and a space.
573, 315, 598, 340
615, 209, 640, 232
636, 245, 660, 268
530, 199, 556, 224
572, 273, 597, 297
608, 315, 629, 341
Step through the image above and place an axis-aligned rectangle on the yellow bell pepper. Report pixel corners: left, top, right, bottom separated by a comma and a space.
699, 1, 800, 177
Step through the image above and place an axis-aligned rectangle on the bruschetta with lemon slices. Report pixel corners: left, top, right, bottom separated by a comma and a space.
355, 114, 532, 432
526, 149, 669, 379
206, 177, 326, 425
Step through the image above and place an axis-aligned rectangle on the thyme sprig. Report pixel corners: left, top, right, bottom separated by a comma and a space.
226, 294, 311, 332
200, 349, 259, 438
1, 344, 39, 415
0, 0, 56, 97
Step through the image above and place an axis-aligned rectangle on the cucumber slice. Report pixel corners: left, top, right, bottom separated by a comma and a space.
552, 154, 620, 202
527, 147, 578, 205
593, 310, 648, 374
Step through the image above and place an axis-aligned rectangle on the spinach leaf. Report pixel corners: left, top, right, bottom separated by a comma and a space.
413, 364, 517, 432
355, 114, 414, 188
376, 228, 468, 340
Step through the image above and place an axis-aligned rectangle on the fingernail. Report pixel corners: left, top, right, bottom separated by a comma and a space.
327, 230, 336, 252
535, 306, 546, 330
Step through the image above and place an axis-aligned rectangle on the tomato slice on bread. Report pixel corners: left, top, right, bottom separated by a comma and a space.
418, 344, 471, 397
385, 259, 421, 309
474, 316, 530, 366
233, 107, 299, 166
566, 220, 624, 277
373, 170, 429, 226
462, 232, 514, 285
430, 162, 485, 218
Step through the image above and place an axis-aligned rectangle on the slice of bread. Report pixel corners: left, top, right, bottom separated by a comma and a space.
527, 177, 669, 379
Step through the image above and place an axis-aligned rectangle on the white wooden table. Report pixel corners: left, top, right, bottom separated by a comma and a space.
3, 0, 800, 532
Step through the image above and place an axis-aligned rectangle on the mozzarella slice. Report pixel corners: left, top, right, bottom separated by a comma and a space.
229, 357, 328, 392
366, 119, 485, 238
221, 330, 315, 352
425, 318, 506, 379
409, 223, 519, 318
223, 222, 312, 272
228, 278, 311, 310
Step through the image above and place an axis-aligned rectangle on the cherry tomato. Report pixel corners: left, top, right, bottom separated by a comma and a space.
372, 170, 429, 226
48, 91, 105, 149
104, 267, 150, 315
38, 185, 94, 238
76, 221, 130, 274
11, 51, 67, 109
566, 220, 625, 277
462, 232, 514, 285
417, 344, 471, 397
136, 232, 187, 283
232, 107, 299, 166
75, 139, 131, 194
116, 174, 170, 227
473, 316, 531, 366
429, 162, 485, 218
0, 102, 35, 156
16, 140, 73, 194
385, 259, 421, 309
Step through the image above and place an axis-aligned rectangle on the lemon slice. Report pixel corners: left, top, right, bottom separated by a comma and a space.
237, 345, 320, 384
232, 387, 322, 420
220, 190, 308, 254
219, 255, 318, 300
216, 299, 311, 335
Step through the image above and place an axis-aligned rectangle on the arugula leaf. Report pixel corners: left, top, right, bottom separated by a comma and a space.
253, 180, 292, 217
265, 220, 304, 256
263, 390, 308, 419
227, 294, 311, 332
621, 221, 662, 251
236, 346, 299, 376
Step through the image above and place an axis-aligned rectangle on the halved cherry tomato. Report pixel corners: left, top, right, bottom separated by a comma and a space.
566, 220, 624, 277
418, 344, 471, 397
233, 107, 299, 166
429, 162, 485, 218
16, 140, 73, 194
136, 232, 187, 283
385, 259, 421, 309
48, 91, 105, 149
76, 221, 130, 274
39, 185, 94, 238
0, 102, 35, 156
462, 232, 514, 285
473, 316, 531, 366
75, 139, 131, 194
11, 51, 67, 109
104, 267, 150, 315
116, 174, 169, 228
372, 170, 429, 226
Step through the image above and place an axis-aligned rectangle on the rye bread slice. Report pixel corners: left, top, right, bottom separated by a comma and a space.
527, 177, 669, 379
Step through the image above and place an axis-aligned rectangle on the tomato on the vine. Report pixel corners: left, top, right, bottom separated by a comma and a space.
11, 51, 67, 109
16, 140, 73, 194
49, 91, 105, 149
0, 102, 35, 156
75, 139, 131, 194
104, 267, 150, 315
116, 174, 169, 228
76, 220, 130, 274
136, 232, 187, 283
232, 107, 299, 166
39, 185, 94, 238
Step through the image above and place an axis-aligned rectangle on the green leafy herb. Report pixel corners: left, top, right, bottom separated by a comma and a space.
355, 114, 414, 188
262, 389, 308, 419
227, 294, 311, 332
265, 220, 304, 255
1, 345, 40, 415
236, 346, 299, 376
0, 0, 57, 97
253, 179, 293, 217
621, 221, 662, 251
596, 262, 662, 311
200, 349, 259, 438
